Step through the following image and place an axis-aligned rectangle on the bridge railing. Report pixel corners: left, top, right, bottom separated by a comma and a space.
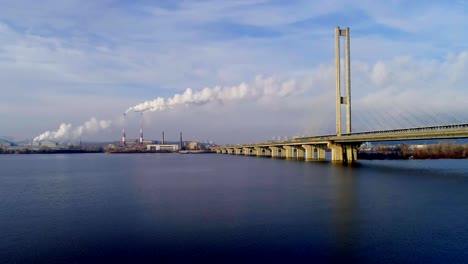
218, 123, 468, 148
340, 123, 468, 137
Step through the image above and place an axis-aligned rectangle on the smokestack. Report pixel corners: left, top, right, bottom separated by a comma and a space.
162, 131, 165, 144
121, 128, 126, 146
122, 113, 127, 147
180, 132, 183, 150
139, 114, 143, 146
139, 127, 143, 145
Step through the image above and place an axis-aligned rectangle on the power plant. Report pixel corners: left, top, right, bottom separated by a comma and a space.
109, 119, 191, 153
105, 121, 215, 154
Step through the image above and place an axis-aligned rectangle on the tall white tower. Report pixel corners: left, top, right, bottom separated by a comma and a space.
335, 26, 352, 136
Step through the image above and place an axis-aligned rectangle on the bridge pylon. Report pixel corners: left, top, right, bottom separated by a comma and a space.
335, 26, 351, 136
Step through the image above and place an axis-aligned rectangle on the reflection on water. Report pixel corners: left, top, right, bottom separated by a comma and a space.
332, 165, 358, 262
0, 154, 467, 263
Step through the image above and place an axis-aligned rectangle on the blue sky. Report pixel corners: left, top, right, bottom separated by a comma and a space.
0, 0, 467, 143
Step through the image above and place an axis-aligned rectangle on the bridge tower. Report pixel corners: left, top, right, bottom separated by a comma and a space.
335, 26, 351, 136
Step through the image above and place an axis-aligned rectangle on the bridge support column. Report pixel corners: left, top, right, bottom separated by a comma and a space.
345, 145, 358, 163
302, 145, 314, 161
235, 148, 243, 155
329, 143, 344, 162
243, 148, 253, 156
283, 146, 294, 159
317, 145, 327, 161
329, 142, 358, 163
297, 147, 305, 160
255, 147, 270, 157
255, 147, 263, 156
227, 148, 234, 154
269, 146, 280, 158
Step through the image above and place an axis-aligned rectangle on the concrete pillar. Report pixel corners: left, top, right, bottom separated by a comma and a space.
344, 27, 352, 134
227, 148, 233, 154
335, 26, 341, 136
329, 143, 344, 162
296, 147, 305, 160
255, 147, 263, 156
255, 147, 270, 157
243, 148, 252, 156
269, 146, 280, 158
317, 146, 327, 161
302, 145, 314, 161
345, 145, 358, 163
283, 146, 294, 159
336, 26, 352, 135
329, 142, 359, 163
235, 148, 242, 155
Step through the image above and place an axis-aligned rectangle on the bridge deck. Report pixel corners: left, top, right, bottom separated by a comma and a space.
223, 123, 468, 148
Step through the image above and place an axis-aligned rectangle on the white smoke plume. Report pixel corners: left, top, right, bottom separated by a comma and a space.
33, 117, 112, 142
125, 75, 301, 113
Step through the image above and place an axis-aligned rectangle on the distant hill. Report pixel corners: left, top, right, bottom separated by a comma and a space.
0, 136, 15, 142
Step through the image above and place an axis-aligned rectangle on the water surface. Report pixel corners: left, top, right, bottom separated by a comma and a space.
1, 154, 467, 263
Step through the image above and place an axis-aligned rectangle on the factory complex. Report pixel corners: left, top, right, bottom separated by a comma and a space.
0, 124, 216, 154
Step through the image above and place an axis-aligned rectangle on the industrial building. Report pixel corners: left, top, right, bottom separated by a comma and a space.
31, 141, 59, 148
186, 141, 199, 150
146, 144, 179, 152
120, 119, 186, 152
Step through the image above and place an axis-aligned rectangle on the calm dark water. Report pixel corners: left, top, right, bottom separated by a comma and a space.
0, 154, 467, 263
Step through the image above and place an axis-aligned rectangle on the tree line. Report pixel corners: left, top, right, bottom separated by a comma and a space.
359, 143, 468, 159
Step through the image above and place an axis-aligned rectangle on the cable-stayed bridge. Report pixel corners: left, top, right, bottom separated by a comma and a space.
215, 27, 468, 163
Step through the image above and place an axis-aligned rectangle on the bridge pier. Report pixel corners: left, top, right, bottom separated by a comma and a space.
243, 147, 253, 156
345, 145, 358, 163
296, 147, 305, 160
269, 146, 281, 158
302, 145, 314, 160
234, 148, 242, 155
329, 143, 343, 162
283, 146, 294, 159
317, 145, 327, 161
255, 147, 271, 157
302, 145, 326, 161
255, 147, 262, 156
329, 142, 359, 163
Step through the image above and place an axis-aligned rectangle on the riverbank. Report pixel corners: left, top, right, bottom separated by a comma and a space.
0, 148, 103, 154
359, 143, 468, 159
179, 150, 215, 154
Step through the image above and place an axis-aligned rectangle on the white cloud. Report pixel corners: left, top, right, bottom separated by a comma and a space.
0, 1, 467, 142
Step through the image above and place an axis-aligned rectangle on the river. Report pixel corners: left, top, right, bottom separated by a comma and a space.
1, 154, 467, 263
